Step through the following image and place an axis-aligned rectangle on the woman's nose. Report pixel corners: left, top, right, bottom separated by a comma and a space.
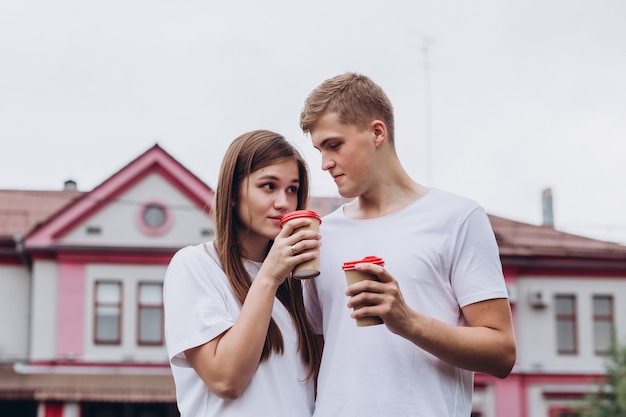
274, 191, 289, 208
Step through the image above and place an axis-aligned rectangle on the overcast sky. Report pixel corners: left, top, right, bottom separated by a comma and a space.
1, 0, 625, 244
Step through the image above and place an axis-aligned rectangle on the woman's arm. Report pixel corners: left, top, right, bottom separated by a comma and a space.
185, 274, 280, 400
185, 218, 321, 399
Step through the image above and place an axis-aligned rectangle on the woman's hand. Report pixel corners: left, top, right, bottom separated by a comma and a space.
259, 217, 321, 285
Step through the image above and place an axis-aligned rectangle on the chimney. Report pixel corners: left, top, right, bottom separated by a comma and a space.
64, 179, 77, 191
542, 188, 554, 227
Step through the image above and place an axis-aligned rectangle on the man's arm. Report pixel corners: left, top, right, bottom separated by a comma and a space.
346, 264, 516, 378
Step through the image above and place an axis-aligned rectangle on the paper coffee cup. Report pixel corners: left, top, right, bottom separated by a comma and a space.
280, 210, 321, 279
343, 256, 385, 326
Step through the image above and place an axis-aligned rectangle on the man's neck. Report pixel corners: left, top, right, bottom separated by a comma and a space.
344, 174, 429, 220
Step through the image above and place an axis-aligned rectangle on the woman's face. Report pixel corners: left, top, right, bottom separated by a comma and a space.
236, 158, 300, 246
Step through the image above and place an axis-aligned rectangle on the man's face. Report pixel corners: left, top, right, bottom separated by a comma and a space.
310, 112, 376, 198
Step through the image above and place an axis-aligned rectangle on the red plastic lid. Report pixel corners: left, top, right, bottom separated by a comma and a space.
280, 210, 321, 227
342, 255, 385, 270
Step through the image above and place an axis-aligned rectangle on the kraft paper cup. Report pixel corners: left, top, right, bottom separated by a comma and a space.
280, 210, 321, 279
343, 256, 385, 326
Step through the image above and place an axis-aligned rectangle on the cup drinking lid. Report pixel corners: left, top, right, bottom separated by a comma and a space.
342, 255, 385, 270
280, 210, 321, 227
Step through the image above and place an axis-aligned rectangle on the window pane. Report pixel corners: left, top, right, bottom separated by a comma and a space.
140, 283, 162, 304
593, 295, 613, 353
96, 315, 119, 342
97, 282, 120, 303
97, 306, 119, 317
556, 296, 574, 314
139, 308, 162, 343
556, 295, 577, 353
95, 281, 121, 344
593, 296, 611, 316
143, 205, 166, 228
594, 322, 612, 352
140, 308, 161, 341
557, 321, 575, 352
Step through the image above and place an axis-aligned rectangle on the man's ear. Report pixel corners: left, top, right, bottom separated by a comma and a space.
370, 120, 387, 147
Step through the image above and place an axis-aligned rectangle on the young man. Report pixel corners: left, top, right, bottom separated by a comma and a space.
300, 73, 516, 416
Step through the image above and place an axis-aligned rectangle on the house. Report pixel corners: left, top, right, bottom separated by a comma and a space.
0, 144, 214, 417
475, 216, 626, 417
1, 144, 625, 417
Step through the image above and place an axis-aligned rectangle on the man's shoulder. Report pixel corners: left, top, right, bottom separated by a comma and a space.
410, 188, 486, 227
425, 188, 481, 211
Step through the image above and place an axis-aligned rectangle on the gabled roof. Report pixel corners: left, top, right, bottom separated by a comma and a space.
0, 189, 83, 240
24, 144, 214, 248
490, 214, 626, 260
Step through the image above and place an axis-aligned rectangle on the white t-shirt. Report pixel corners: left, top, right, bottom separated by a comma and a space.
305, 188, 508, 417
164, 242, 315, 417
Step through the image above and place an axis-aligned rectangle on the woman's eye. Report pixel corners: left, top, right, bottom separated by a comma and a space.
262, 183, 275, 190
287, 186, 299, 194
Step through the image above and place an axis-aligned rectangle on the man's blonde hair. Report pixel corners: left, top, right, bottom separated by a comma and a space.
300, 73, 395, 145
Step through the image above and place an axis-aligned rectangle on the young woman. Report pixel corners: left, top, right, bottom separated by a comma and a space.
164, 130, 322, 417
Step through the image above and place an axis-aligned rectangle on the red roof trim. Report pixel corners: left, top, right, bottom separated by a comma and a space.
24, 144, 213, 247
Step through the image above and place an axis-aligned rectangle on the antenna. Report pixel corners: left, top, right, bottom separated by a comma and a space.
421, 35, 433, 185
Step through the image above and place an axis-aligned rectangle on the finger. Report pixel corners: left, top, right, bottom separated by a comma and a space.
351, 305, 381, 320
288, 230, 322, 246
280, 217, 313, 234
355, 263, 392, 283
288, 235, 322, 254
347, 286, 385, 304
345, 280, 384, 298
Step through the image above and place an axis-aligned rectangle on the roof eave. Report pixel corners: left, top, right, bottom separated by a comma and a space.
501, 255, 626, 272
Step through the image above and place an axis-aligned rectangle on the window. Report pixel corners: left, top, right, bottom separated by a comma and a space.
556, 295, 577, 354
138, 282, 164, 345
142, 204, 167, 228
593, 295, 614, 354
94, 281, 122, 344
136, 200, 172, 236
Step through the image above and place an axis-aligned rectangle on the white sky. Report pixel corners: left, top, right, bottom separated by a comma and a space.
1, 0, 625, 244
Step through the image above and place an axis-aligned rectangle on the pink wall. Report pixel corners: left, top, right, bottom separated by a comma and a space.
57, 262, 86, 359
494, 374, 524, 417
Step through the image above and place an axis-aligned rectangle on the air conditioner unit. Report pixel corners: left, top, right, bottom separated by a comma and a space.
528, 288, 548, 308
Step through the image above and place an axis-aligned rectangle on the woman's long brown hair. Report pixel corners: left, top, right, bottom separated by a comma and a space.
213, 130, 320, 380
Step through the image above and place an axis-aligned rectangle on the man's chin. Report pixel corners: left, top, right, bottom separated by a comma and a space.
336, 187, 358, 199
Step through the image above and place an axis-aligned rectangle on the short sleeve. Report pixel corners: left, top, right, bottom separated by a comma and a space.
163, 246, 235, 367
451, 207, 509, 307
